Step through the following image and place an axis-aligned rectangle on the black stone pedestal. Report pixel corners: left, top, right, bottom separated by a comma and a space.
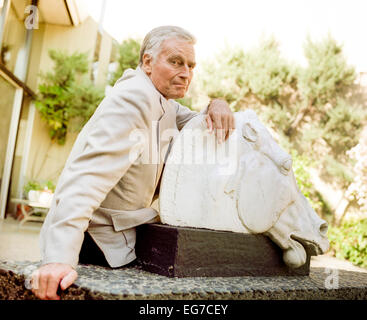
135, 223, 311, 277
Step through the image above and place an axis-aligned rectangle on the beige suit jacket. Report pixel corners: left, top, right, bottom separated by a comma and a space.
39, 67, 206, 268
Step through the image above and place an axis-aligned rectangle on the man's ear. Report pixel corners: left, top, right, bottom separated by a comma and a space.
142, 53, 153, 75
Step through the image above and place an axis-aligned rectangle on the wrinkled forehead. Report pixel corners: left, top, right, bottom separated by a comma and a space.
158, 38, 196, 62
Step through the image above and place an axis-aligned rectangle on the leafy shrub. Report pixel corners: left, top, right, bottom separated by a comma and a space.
35, 50, 104, 144
298, 34, 356, 106
321, 99, 364, 157
23, 180, 56, 194
291, 149, 324, 214
198, 38, 296, 112
109, 38, 141, 86
23, 180, 42, 194
176, 96, 193, 109
328, 218, 367, 268
345, 129, 367, 214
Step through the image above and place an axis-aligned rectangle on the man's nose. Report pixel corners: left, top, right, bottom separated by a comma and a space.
179, 64, 190, 78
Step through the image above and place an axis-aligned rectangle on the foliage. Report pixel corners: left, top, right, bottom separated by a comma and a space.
199, 46, 248, 105
109, 38, 141, 86
23, 180, 56, 194
298, 34, 356, 106
236, 37, 296, 104
23, 180, 42, 194
321, 100, 364, 157
328, 218, 367, 268
291, 150, 313, 198
322, 155, 355, 188
198, 38, 297, 113
176, 97, 193, 110
345, 128, 367, 214
292, 36, 365, 180
35, 50, 104, 144
290, 150, 323, 212
66, 79, 105, 131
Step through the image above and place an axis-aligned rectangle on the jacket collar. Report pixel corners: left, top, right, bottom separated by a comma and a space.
136, 66, 171, 114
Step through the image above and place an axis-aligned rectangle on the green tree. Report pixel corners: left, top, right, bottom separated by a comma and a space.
295, 36, 365, 187
35, 50, 105, 144
287, 34, 357, 137
299, 34, 356, 106
322, 99, 364, 157
109, 38, 141, 86
328, 218, 367, 268
198, 38, 298, 130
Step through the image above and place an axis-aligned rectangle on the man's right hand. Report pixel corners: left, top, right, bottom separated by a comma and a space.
31, 263, 78, 300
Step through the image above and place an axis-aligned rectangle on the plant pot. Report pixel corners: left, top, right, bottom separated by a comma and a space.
27, 190, 40, 202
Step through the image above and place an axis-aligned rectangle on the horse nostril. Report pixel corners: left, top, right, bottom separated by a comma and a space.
319, 222, 328, 236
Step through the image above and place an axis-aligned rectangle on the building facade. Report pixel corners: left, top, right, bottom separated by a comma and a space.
0, 0, 116, 218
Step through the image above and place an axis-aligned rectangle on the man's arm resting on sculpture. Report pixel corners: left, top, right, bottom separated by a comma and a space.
176, 98, 235, 142
33, 87, 150, 299
206, 98, 235, 143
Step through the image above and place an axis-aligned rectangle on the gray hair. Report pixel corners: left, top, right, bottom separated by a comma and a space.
139, 26, 196, 66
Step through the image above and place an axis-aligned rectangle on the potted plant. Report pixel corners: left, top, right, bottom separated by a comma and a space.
23, 180, 55, 206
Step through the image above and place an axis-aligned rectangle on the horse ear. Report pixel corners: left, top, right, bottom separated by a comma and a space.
237, 154, 295, 233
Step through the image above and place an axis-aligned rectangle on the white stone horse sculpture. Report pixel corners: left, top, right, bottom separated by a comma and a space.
159, 109, 329, 268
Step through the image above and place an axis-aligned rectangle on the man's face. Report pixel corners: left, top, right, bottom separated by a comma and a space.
143, 38, 196, 100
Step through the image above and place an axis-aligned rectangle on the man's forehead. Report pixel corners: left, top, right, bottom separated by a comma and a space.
159, 38, 196, 61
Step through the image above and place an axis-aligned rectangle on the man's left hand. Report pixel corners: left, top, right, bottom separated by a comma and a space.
206, 99, 235, 143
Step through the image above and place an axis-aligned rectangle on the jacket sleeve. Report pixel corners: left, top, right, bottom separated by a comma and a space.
175, 101, 209, 131
40, 84, 150, 268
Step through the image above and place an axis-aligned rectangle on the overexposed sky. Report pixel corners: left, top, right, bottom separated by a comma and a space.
84, 0, 367, 72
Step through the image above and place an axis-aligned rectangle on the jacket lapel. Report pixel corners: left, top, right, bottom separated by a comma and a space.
134, 67, 178, 189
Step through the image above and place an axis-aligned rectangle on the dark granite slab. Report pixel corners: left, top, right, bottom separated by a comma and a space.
1, 260, 366, 300
135, 224, 310, 277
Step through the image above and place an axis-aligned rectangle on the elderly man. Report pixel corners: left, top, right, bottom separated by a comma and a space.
32, 26, 235, 300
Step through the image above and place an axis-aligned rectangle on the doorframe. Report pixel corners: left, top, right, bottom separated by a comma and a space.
0, 72, 23, 219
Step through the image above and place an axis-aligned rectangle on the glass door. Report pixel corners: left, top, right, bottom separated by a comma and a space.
0, 74, 16, 180
0, 72, 22, 219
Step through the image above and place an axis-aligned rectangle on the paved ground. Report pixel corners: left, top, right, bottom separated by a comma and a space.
0, 216, 366, 274
0, 217, 41, 262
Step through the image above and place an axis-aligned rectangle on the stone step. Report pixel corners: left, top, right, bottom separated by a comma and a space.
1, 260, 366, 300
